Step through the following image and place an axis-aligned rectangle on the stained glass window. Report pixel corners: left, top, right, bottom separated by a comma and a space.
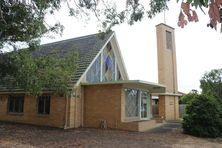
103, 43, 115, 81
86, 54, 101, 82
86, 42, 123, 82
117, 66, 122, 80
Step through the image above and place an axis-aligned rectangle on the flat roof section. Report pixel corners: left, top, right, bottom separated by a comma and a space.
81, 80, 166, 93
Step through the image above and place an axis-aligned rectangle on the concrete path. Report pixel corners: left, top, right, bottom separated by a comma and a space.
147, 122, 182, 133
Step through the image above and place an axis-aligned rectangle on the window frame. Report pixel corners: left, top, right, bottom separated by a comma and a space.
140, 91, 150, 120
166, 30, 173, 50
124, 88, 140, 119
37, 95, 51, 115
102, 43, 116, 81
86, 54, 101, 82
86, 42, 123, 83
124, 88, 151, 122
8, 95, 24, 114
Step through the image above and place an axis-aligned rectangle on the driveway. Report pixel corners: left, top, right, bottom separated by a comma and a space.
0, 122, 221, 148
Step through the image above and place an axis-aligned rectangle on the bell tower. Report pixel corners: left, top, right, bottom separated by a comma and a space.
156, 23, 179, 120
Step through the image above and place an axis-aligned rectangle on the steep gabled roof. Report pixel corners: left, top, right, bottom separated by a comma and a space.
36, 32, 114, 84
0, 32, 114, 93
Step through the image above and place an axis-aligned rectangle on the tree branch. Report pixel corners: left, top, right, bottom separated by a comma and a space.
0, 3, 7, 24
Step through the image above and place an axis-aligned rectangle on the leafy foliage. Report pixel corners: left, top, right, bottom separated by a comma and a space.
183, 94, 222, 138
0, 49, 78, 96
179, 90, 199, 104
178, 2, 199, 28
0, 0, 63, 50
72, 0, 170, 30
67, 0, 222, 31
177, 0, 222, 30
200, 68, 222, 102
147, 0, 169, 19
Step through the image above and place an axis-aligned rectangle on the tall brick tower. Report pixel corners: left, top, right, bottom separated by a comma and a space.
156, 23, 179, 120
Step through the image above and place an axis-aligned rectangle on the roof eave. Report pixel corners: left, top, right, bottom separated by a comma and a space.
81, 80, 166, 93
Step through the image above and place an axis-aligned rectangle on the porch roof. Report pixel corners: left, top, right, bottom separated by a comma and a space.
81, 80, 166, 93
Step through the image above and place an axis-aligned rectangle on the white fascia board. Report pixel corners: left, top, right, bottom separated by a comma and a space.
112, 33, 129, 80
152, 92, 183, 96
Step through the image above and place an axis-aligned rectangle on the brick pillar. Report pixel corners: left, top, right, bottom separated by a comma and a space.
158, 95, 165, 119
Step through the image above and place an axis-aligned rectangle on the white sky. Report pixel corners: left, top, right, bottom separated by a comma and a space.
41, 1, 222, 93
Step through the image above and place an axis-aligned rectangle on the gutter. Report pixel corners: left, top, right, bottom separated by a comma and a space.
152, 92, 182, 96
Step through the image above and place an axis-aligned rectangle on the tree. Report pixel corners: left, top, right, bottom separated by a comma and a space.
0, 49, 78, 96
179, 90, 199, 104
0, 0, 64, 51
200, 68, 222, 102
183, 94, 222, 137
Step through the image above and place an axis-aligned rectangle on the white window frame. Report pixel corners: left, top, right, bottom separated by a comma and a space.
140, 91, 150, 120
100, 52, 103, 81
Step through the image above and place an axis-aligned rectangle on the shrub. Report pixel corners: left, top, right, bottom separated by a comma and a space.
182, 94, 222, 138
179, 92, 199, 104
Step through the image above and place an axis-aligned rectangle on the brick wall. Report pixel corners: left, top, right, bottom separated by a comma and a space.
158, 95, 179, 120
83, 84, 158, 131
0, 94, 66, 128
83, 84, 122, 129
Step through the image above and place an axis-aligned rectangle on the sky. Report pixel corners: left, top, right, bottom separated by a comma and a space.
41, 1, 222, 93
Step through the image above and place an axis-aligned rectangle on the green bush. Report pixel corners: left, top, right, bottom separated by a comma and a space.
179, 92, 198, 104
182, 94, 222, 138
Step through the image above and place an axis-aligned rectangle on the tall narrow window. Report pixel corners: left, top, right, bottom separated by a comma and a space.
166, 31, 173, 49
103, 43, 115, 81
86, 54, 101, 82
117, 66, 122, 80
8, 96, 24, 113
141, 91, 149, 118
38, 96, 50, 114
